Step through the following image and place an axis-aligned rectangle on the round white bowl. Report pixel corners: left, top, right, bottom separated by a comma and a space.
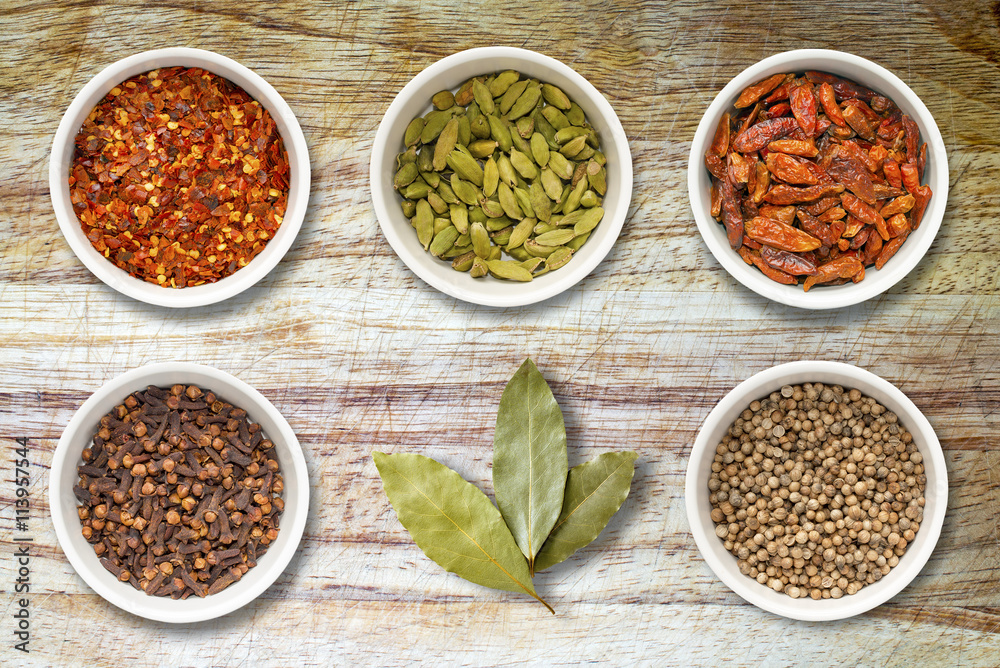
688, 49, 948, 309
50, 362, 309, 623
50, 48, 310, 308
370, 47, 633, 307
685, 361, 947, 621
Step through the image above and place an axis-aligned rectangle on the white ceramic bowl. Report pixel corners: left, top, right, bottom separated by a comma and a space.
370, 47, 633, 307
685, 361, 947, 621
50, 362, 309, 623
50, 48, 310, 308
688, 49, 948, 309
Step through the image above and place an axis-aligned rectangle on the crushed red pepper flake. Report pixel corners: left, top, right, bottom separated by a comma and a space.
70, 67, 290, 288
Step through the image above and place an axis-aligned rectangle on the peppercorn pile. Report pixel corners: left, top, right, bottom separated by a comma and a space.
708, 383, 926, 599
69, 67, 290, 288
74, 384, 284, 598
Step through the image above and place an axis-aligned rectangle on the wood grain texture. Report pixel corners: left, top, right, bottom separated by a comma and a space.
1, 0, 999, 665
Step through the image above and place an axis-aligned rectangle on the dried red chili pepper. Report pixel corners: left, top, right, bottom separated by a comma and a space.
732, 117, 799, 153
735, 74, 787, 109
70, 67, 290, 288
789, 83, 817, 137
706, 70, 932, 290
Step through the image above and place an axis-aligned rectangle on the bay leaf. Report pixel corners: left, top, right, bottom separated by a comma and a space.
373, 451, 553, 612
533, 451, 638, 572
493, 358, 567, 571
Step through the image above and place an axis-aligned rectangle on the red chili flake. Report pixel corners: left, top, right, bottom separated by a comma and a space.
69, 67, 290, 288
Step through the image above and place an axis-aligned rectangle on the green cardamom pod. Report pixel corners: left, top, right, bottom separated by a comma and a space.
523, 239, 560, 258
433, 118, 460, 171
457, 115, 471, 147
566, 102, 586, 126
534, 228, 576, 247
489, 70, 520, 97
530, 132, 550, 168
470, 255, 488, 278
432, 90, 455, 110
547, 151, 574, 180
520, 257, 545, 273
513, 186, 535, 219
545, 246, 574, 270
497, 153, 518, 188
498, 79, 529, 115
487, 259, 533, 282
447, 150, 485, 187
415, 199, 433, 250
559, 135, 588, 159
455, 78, 477, 107
427, 191, 449, 215
506, 246, 531, 262
436, 179, 459, 204
400, 200, 416, 218
420, 171, 440, 188
507, 216, 535, 250
433, 216, 452, 235
573, 206, 604, 236
489, 225, 514, 247
554, 126, 590, 144
567, 231, 590, 251
470, 114, 491, 140
470, 222, 492, 259
480, 197, 506, 219
451, 174, 481, 206
540, 167, 563, 201
508, 85, 541, 121
515, 116, 534, 139
541, 105, 570, 130
402, 181, 433, 200
451, 250, 475, 272
450, 204, 469, 235
529, 181, 551, 223
588, 166, 607, 196
472, 79, 495, 115
394, 162, 418, 190
541, 83, 572, 110
498, 182, 523, 220
488, 115, 513, 153
430, 225, 460, 257
469, 139, 499, 159
483, 157, 499, 198
404, 117, 425, 147
421, 110, 452, 144
509, 149, 538, 180
580, 190, 600, 209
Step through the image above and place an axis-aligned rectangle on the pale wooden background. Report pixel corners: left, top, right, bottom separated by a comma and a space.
1, 1, 998, 666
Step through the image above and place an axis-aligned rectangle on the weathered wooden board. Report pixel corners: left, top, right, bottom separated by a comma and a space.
1, 0, 998, 665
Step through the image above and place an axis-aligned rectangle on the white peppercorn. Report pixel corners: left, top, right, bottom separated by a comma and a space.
708, 383, 926, 599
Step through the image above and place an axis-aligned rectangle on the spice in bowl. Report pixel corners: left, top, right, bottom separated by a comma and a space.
69, 67, 290, 288
705, 71, 932, 290
393, 71, 608, 282
708, 383, 926, 599
73, 384, 284, 598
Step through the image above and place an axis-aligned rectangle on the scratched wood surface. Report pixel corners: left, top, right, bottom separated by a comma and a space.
1, 0, 998, 665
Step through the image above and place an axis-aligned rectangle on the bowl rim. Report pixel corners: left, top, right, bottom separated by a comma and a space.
49, 47, 311, 308
49, 362, 310, 623
370, 46, 633, 307
687, 48, 948, 310
684, 360, 948, 621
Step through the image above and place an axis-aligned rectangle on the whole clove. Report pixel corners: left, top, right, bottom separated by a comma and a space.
75, 384, 284, 598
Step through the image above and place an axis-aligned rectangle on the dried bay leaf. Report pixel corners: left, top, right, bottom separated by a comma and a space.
533, 451, 638, 572
373, 451, 553, 613
493, 358, 567, 572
